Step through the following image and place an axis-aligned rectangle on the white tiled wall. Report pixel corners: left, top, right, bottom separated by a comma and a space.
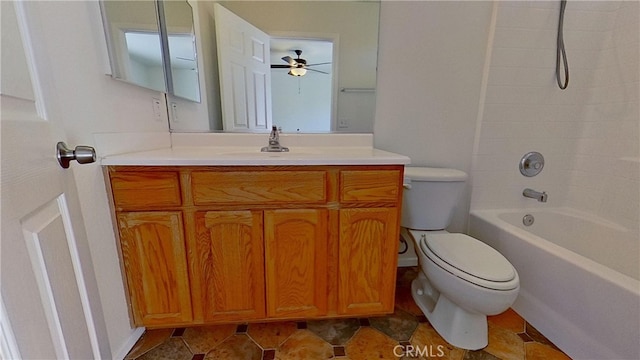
471, 1, 639, 231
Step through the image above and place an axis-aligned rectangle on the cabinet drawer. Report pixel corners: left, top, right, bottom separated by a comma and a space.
340, 170, 401, 202
111, 172, 181, 209
192, 171, 327, 205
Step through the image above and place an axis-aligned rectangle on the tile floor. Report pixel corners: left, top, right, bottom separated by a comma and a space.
125, 267, 571, 360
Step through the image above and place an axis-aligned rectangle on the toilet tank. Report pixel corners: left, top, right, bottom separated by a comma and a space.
401, 167, 468, 230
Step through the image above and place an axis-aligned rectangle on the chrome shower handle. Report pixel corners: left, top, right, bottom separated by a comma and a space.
519, 152, 544, 177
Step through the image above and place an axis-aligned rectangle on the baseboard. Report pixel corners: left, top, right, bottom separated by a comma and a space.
112, 327, 145, 360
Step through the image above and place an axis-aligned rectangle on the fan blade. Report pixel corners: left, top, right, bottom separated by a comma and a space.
271, 65, 293, 68
281, 56, 295, 65
306, 68, 329, 74
306, 62, 332, 67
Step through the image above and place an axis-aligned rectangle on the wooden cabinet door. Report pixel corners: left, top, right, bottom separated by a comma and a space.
338, 208, 399, 315
117, 212, 192, 326
264, 209, 328, 318
195, 211, 265, 322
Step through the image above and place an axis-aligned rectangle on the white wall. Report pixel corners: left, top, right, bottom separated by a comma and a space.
271, 71, 332, 133
470, 1, 639, 234
374, 1, 494, 232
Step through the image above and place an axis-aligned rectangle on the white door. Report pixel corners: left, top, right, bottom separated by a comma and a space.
214, 3, 272, 132
1, 2, 107, 359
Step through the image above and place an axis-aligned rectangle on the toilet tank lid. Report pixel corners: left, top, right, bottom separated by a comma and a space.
404, 167, 468, 182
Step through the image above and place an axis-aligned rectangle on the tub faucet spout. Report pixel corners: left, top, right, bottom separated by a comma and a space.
523, 188, 547, 202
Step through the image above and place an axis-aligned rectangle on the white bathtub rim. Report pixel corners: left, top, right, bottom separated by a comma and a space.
469, 207, 639, 294
476, 206, 630, 233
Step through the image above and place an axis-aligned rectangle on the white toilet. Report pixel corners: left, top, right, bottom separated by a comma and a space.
402, 167, 519, 350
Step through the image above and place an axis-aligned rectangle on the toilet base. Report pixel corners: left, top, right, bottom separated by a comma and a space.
411, 272, 488, 350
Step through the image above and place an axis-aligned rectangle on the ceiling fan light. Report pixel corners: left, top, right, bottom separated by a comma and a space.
289, 67, 307, 77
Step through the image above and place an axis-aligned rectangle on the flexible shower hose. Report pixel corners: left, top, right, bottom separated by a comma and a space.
556, 0, 569, 89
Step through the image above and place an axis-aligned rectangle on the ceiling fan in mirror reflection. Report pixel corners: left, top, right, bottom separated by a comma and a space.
270, 50, 331, 77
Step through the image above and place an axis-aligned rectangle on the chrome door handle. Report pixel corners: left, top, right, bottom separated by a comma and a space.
56, 142, 96, 169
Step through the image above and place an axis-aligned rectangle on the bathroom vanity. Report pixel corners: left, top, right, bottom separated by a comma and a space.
102, 140, 410, 328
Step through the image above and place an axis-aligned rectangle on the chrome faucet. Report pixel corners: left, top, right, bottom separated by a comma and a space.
261, 126, 289, 152
523, 188, 548, 202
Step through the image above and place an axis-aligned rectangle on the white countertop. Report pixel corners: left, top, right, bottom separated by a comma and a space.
101, 146, 411, 166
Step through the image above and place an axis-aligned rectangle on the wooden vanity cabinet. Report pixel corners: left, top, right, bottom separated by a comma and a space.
110, 170, 192, 327
107, 165, 403, 327
338, 170, 402, 315
194, 210, 266, 322
264, 209, 329, 318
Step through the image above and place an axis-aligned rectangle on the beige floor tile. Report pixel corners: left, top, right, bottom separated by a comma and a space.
137, 337, 192, 360
204, 334, 262, 360
525, 342, 571, 360
307, 318, 360, 345
488, 308, 525, 334
125, 328, 174, 359
369, 309, 419, 342
484, 323, 525, 360
248, 321, 298, 349
276, 329, 333, 360
409, 322, 466, 360
181, 324, 236, 354
345, 327, 399, 360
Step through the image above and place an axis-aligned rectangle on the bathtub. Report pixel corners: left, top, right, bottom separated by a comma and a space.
469, 207, 639, 360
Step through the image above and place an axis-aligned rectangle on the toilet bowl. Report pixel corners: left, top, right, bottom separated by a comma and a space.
409, 230, 519, 349
402, 167, 520, 350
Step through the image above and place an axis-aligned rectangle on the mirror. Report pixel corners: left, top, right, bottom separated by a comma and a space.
162, 1, 201, 102
100, 0, 201, 102
200, 1, 379, 133
100, 1, 379, 133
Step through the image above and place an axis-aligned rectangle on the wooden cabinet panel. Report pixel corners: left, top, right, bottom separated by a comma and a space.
338, 208, 399, 315
264, 209, 328, 318
111, 172, 181, 209
117, 212, 192, 326
108, 165, 403, 327
191, 170, 326, 205
340, 170, 402, 202
195, 211, 266, 321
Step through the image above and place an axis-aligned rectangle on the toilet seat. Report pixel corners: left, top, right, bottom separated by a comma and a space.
415, 232, 518, 291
